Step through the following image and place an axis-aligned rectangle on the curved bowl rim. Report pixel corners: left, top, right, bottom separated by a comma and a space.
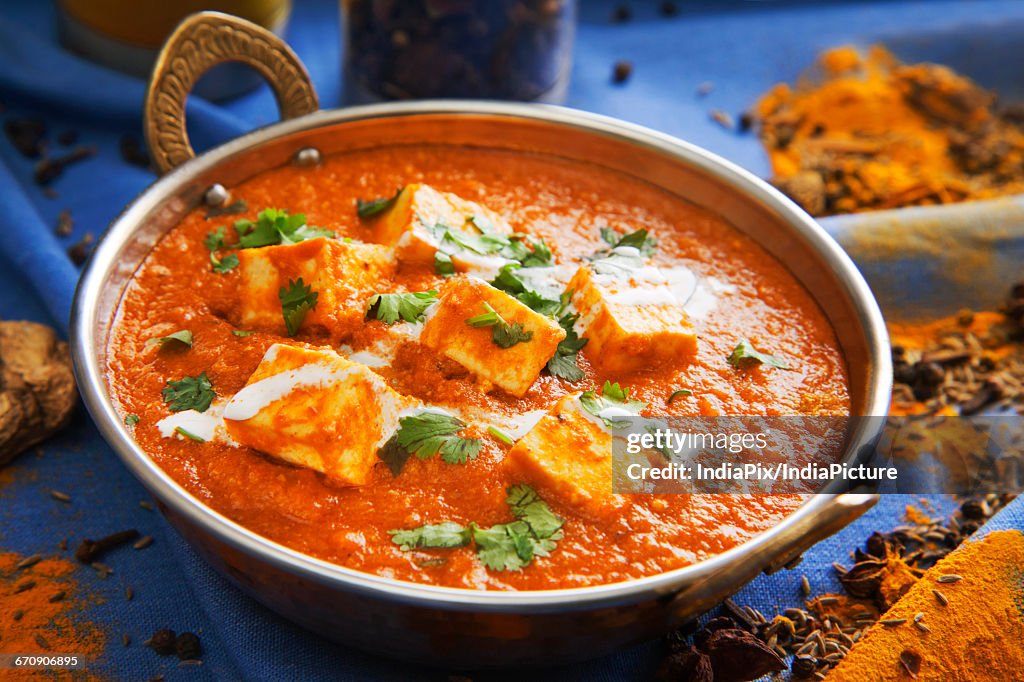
71, 100, 892, 611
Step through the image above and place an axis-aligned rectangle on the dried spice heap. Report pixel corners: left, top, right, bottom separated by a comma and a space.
889, 284, 1024, 416
0, 551, 104, 678
755, 46, 1024, 216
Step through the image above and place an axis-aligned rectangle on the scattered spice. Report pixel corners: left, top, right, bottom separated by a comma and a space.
57, 130, 79, 147
133, 535, 154, 550
659, 623, 785, 682
120, 134, 151, 169
611, 4, 632, 23
55, 208, 73, 237
146, 628, 177, 656
34, 145, 96, 185
710, 110, 735, 130
612, 60, 633, 84
755, 46, 1024, 215
4, 118, 46, 158
659, 1, 679, 17
75, 528, 140, 563
174, 631, 202, 660
68, 231, 94, 266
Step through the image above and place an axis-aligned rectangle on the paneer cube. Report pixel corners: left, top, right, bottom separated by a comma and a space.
223, 343, 417, 485
368, 183, 513, 266
569, 265, 698, 375
420, 276, 566, 398
504, 394, 625, 519
236, 237, 393, 335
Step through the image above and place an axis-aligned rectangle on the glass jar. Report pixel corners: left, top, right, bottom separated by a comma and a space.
341, 0, 576, 104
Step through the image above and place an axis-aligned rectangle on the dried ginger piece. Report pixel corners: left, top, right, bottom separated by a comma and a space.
0, 321, 76, 465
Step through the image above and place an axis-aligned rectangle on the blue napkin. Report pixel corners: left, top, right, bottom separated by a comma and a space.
1, 1, 1022, 680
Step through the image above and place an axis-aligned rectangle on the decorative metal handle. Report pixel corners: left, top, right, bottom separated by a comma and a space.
144, 11, 319, 175
667, 492, 878, 624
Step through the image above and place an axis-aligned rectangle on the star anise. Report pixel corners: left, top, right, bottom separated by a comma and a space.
659, 629, 785, 682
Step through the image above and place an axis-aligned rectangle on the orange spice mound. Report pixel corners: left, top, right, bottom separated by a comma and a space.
755, 45, 1024, 216
826, 530, 1024, 681
0, 551, 105, 680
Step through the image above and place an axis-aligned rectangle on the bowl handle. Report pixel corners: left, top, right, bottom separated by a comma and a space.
144, 11, 319, 175
668, 492, 878, 624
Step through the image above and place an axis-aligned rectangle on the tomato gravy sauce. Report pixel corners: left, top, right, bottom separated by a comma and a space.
106, 144, 850, 590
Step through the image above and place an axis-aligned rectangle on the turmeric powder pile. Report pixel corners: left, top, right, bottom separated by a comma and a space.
0, 551, 105, 681
827, 530, 1024, 681
755, 46, 1024, 216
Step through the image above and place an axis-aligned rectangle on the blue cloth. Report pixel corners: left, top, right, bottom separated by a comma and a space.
1, 0, 1022, 680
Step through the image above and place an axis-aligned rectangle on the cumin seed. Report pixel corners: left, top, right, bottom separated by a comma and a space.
880, 618, 907, 627
125, 586, 134, 601
123, 633, 131, 647
800, 575, 811, 597
933, 589, 949, 606
937, 573, 963, 584
12, 609, 24, 621
48, 591, 65, 603
914, 612, 925, 623
34, 633, 51, 650
15, 554, 42, 570
14, 580, 36, 593
914, 621, 931, 633
133, 536, 154, 550
50, 490, 71, 503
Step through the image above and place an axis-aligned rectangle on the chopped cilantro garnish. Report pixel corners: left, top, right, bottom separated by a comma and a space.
204, 199, 248, 219
211, 253, 239, 274
579, 380, 647, 428
598, 227, 657, 256
591, 248, 645, 275
546, 311, 588, 382
489, 264, 564, 316
235, 208, 332, 249
388, 522, 471, 551
279, 278, 318, 337
389, 485, 563, 572
487, 425, 515, 446
146, 330, 192, 349
728, 339, 790, 371
367, 290, 438, 325
356, 187, 404, 219
434, 251, 455, 277
465, 302, 534, 349
162, 372, 215, 413
232, 329, 254, 337
667, 389, 694, 404
392, 412, 481, 466
174, 426, 206, 443
124, 414, 140, 427
204, 226, 227, 251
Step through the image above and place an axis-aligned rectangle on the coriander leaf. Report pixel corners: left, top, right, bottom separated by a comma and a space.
434, 251, 455, 277
667, 389, 693, 404
232, 329, 254, 337
211, 253, 239, 274
357, 187, 404, 219
441, 227, 509, 256
393, 412, 481, 466
162, 372, 216, 413
204, 199, 248, 219
506, 484, 564, 539
389, 522, 471, 551
598, 228, 657, 256
579, 380, 647, 428
378, 434, 412, 476
465, 302, 502, 328
489, 264, 563, 316
493, 322, 533, 349
236, 208, 332, 249
591, 248, 645, 275
146, 330, 193, 349
600, 226, 619, 246
279, 278, 318, 337
124, 414, 140, 427
546, 312, 588, 382
472, 522, 531, 571
367, 290, 438, 325
204, 226, 227, 251
175, 426, 206, 442
728, 338, 790, 371
500, 234, 553, 267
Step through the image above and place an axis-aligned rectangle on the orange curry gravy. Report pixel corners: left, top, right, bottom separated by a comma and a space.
106, 145, 850, 590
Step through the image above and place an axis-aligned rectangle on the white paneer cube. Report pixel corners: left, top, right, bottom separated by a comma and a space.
236, 237, 393, 335
504, 393, 626, 519
569, 264, 698, 375
223, 343, 418, 486
367, 183, 513, 267
420, 276, 566, 398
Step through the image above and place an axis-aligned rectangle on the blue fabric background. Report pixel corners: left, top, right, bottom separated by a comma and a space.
0, 1, 1021, 680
